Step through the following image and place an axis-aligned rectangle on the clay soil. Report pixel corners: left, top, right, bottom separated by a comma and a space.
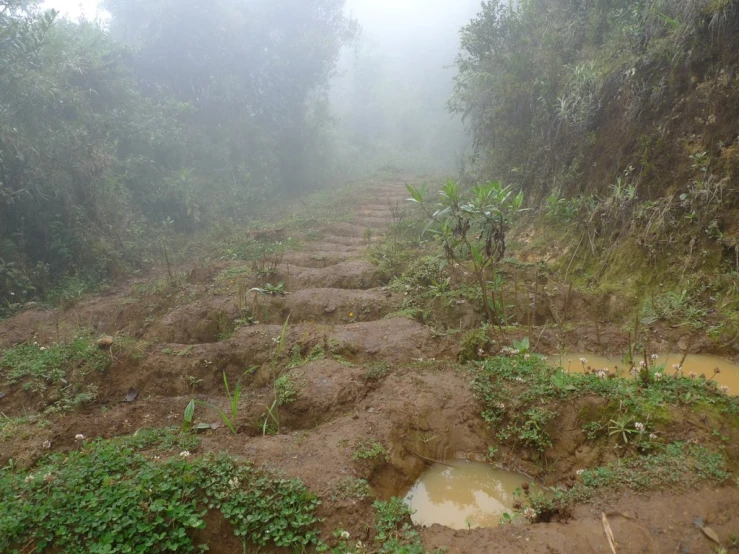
1, 177, 738, 553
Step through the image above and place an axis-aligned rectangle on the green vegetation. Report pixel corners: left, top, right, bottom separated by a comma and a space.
408, 180, 524, 323
322, 498, 429, 554
0, 429, 322, 553
0, 335, 110, 414
452, 0, 737, 193
330, 476, 373, 502
472, 353, 736, 520
0, 0, 356, 316
275, 372, 302, 406
364, 361, 391, 381
450, 0, 739, 325
352, 440, 389, 461
473, 353, 737, 453
518, 442, 731, 523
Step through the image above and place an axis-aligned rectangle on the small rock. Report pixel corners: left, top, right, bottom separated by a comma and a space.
97, 336, 114, 348
367, 407, 375, 413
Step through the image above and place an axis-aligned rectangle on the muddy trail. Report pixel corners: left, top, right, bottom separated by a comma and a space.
2, 178, 738, 554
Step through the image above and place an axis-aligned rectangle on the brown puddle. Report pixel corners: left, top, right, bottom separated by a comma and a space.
403, 460, 531, 529
546, 353, 739, 394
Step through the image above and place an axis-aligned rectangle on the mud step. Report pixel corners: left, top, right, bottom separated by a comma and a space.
323, 222, 386, 238
278, 260, 383, 290
117, 318, 451, 398
281, 251, 357, 269
299, 241, 366, 253
350, 217, 394, 228
282, 287, 402, 324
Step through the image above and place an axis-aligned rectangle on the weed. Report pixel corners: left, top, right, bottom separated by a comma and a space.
181, 373, 203, 394
261, 318, 290, 435
275, 373, 302, 406
330, 477, 373, 502
353, 440, 389, 461
472, 354, 738, 462
288, 343, 326, 369
365, 361, 391, 381
371, 498, 428, 554
186, 369, 256, 435
0, 429, 322, 552
0, 335, 110, 414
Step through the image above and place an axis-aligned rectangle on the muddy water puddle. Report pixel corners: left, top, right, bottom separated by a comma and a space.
548, 353, 739, 394
403, 460, 532, 529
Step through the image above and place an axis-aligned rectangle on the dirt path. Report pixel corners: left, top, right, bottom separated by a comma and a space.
1, 178, 738, 553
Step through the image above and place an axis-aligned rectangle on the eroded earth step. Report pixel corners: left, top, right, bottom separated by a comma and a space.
144, 287, 403, 344
113, 318, 451, 399
276, 260, 383, 290
280, 251, 357, 269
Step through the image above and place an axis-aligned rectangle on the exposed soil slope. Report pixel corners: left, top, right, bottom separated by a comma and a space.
1, 177, 738, 553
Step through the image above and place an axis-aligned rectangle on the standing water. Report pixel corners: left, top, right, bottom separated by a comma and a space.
548, 353, 739, 394
403, 460, 531, 529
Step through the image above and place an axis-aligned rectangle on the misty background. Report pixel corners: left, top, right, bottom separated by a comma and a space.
42, 0, 480, 177
332, 0, 480, 175
0, 0, 482, 306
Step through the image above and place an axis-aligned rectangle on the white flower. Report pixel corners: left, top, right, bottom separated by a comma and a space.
653, 372, 663, 380
340, 530, 350, 540
510, 349, 520, 356
495, 402, 506, 410
228, 477, 240, 489
596, 370, 607, 379
524, 354, 531, 360
355, 541, 365, 550
477, 348, 485, 357
719, 385, 730, 394
24, 474, 35, 483
515, 377, 524, 382
650, 354, 659, 360
42, 440, 51, 449
523, 507, 537, 520
634, 422, 644, 431
575, 469, 585, 476
153, 456, 161, 461
179, 450, 191, 458
40, 347, 46, 352
43, 472, 55, 482
579, 358, 588, 364
689, 372, 697, 379
649, 433, 657, 440
74, 434, 85, 441
672, 364, 682, 370
639, 361, 646, 367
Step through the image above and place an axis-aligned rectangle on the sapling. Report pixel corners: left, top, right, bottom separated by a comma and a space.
407, 179, 524, 324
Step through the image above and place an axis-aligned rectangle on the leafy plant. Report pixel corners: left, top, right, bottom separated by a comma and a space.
0, 335, 110, 414
0, 429, 323, 552
186, 368, 255, 435
275, 373, 301, 406
352, 440, 389, 461
407, 179, 524, 323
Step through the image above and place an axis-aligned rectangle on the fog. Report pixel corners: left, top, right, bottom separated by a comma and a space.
333, 0, 481, 175
39, 0, 480, 177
